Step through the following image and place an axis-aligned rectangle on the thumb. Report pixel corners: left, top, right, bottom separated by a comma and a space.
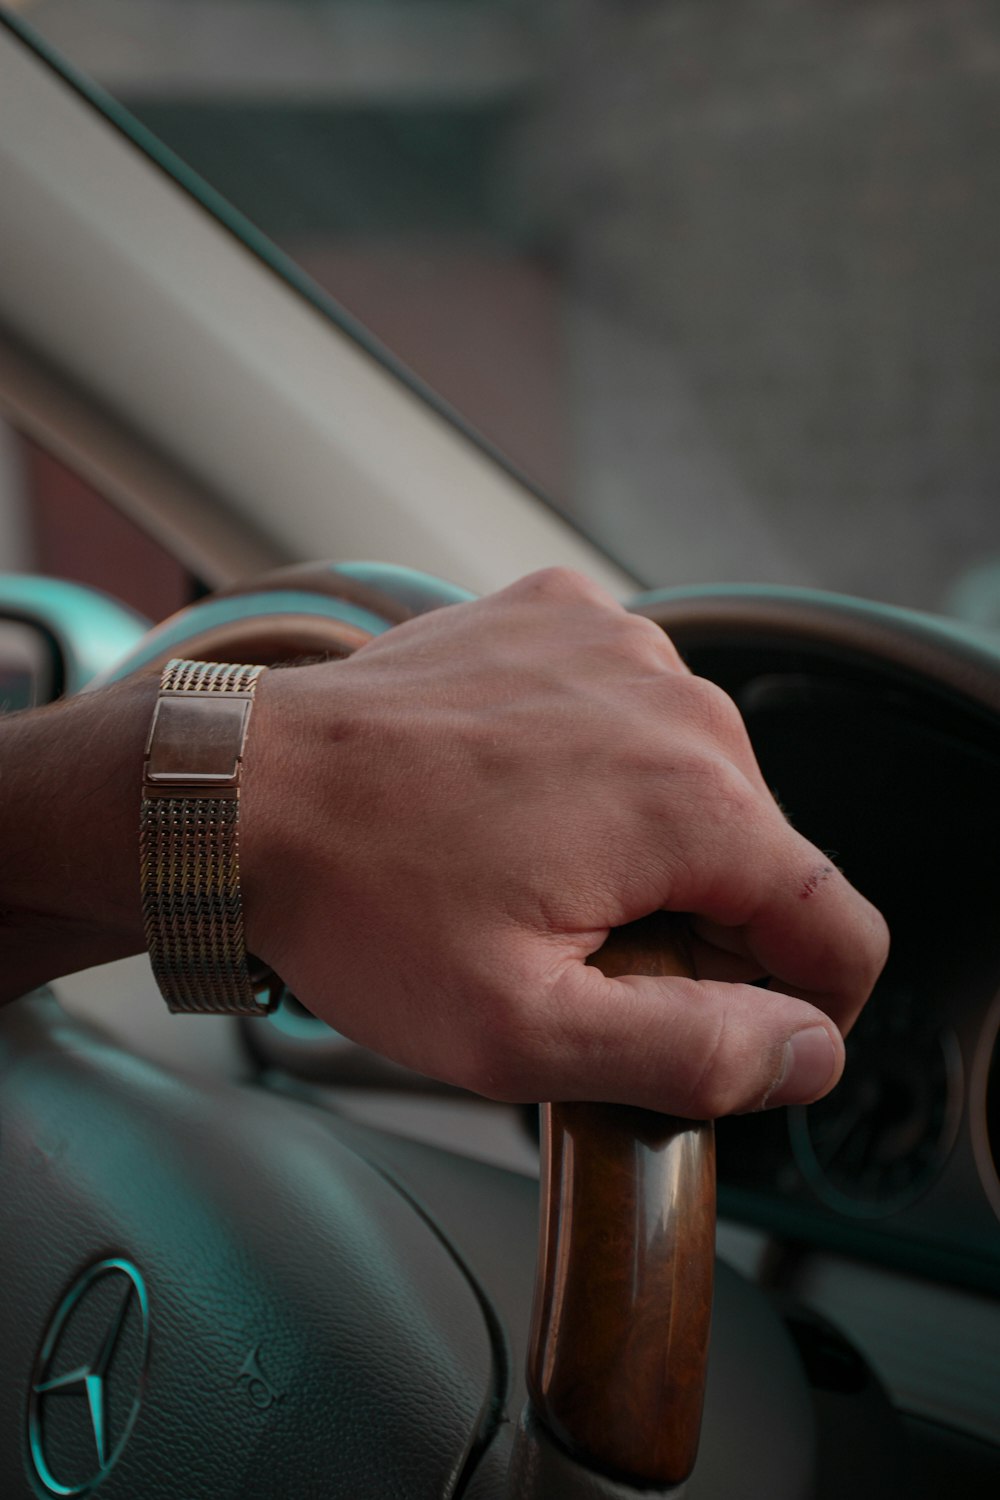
540, 967, 845, 1117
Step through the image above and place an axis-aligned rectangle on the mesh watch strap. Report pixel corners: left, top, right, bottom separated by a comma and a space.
140, 658, 277, 1016
158, 658, 264, 697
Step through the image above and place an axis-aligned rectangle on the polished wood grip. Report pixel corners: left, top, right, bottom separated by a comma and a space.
526, 912, 716, 1487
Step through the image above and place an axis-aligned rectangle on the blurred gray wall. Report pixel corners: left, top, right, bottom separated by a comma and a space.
525, 0, 1000, 610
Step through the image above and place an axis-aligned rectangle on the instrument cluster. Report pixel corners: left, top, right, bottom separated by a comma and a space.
701, 659, 1000, 1293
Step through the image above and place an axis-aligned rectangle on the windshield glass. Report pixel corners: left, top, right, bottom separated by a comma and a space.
19, 1, 1000, 625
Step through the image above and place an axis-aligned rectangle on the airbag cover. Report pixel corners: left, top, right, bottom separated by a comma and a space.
0, 996, 495, 1500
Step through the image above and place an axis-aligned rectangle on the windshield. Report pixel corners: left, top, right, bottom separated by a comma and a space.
17, 1, 1000, 626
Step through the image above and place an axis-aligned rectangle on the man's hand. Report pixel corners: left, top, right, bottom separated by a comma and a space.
242, 568, 888, 1116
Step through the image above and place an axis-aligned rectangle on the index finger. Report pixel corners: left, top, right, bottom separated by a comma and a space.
739, 846, 889, 1031
646, 767, 889, 1032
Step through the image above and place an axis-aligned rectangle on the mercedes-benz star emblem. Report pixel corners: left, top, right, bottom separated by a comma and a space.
28, 1258, 150, 1497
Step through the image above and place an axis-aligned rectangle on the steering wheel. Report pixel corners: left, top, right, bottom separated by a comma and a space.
7, 560, 980, 1499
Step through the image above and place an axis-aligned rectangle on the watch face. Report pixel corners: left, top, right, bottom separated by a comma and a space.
145, 695, 251, 784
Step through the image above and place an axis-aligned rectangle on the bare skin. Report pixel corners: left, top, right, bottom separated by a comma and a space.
0, 568, 888, 1115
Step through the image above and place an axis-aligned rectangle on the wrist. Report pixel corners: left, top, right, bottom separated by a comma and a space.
238, 664, 310, 972
238, 659, 365, 980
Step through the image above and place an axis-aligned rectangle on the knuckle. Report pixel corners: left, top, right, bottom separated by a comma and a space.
626, 611, 686, 669
788, 852, 890, 1006
675, 1011, 744, 1118
855, 904, 891, 994
867, 902, 891, 966
515, 566, 609, 607
615, 612, 680, 668
682, 753, 757, 823
679, 675, 749, 749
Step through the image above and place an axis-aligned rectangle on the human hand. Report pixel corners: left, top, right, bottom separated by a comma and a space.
242, 568, 888, 1116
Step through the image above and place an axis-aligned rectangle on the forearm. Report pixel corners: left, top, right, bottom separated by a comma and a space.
0, 674, 156, 1003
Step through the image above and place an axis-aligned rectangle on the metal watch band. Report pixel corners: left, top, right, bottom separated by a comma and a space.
140, 658, 278, 1016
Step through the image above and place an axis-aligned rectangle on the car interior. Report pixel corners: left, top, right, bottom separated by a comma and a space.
0, 6, 998, 1499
